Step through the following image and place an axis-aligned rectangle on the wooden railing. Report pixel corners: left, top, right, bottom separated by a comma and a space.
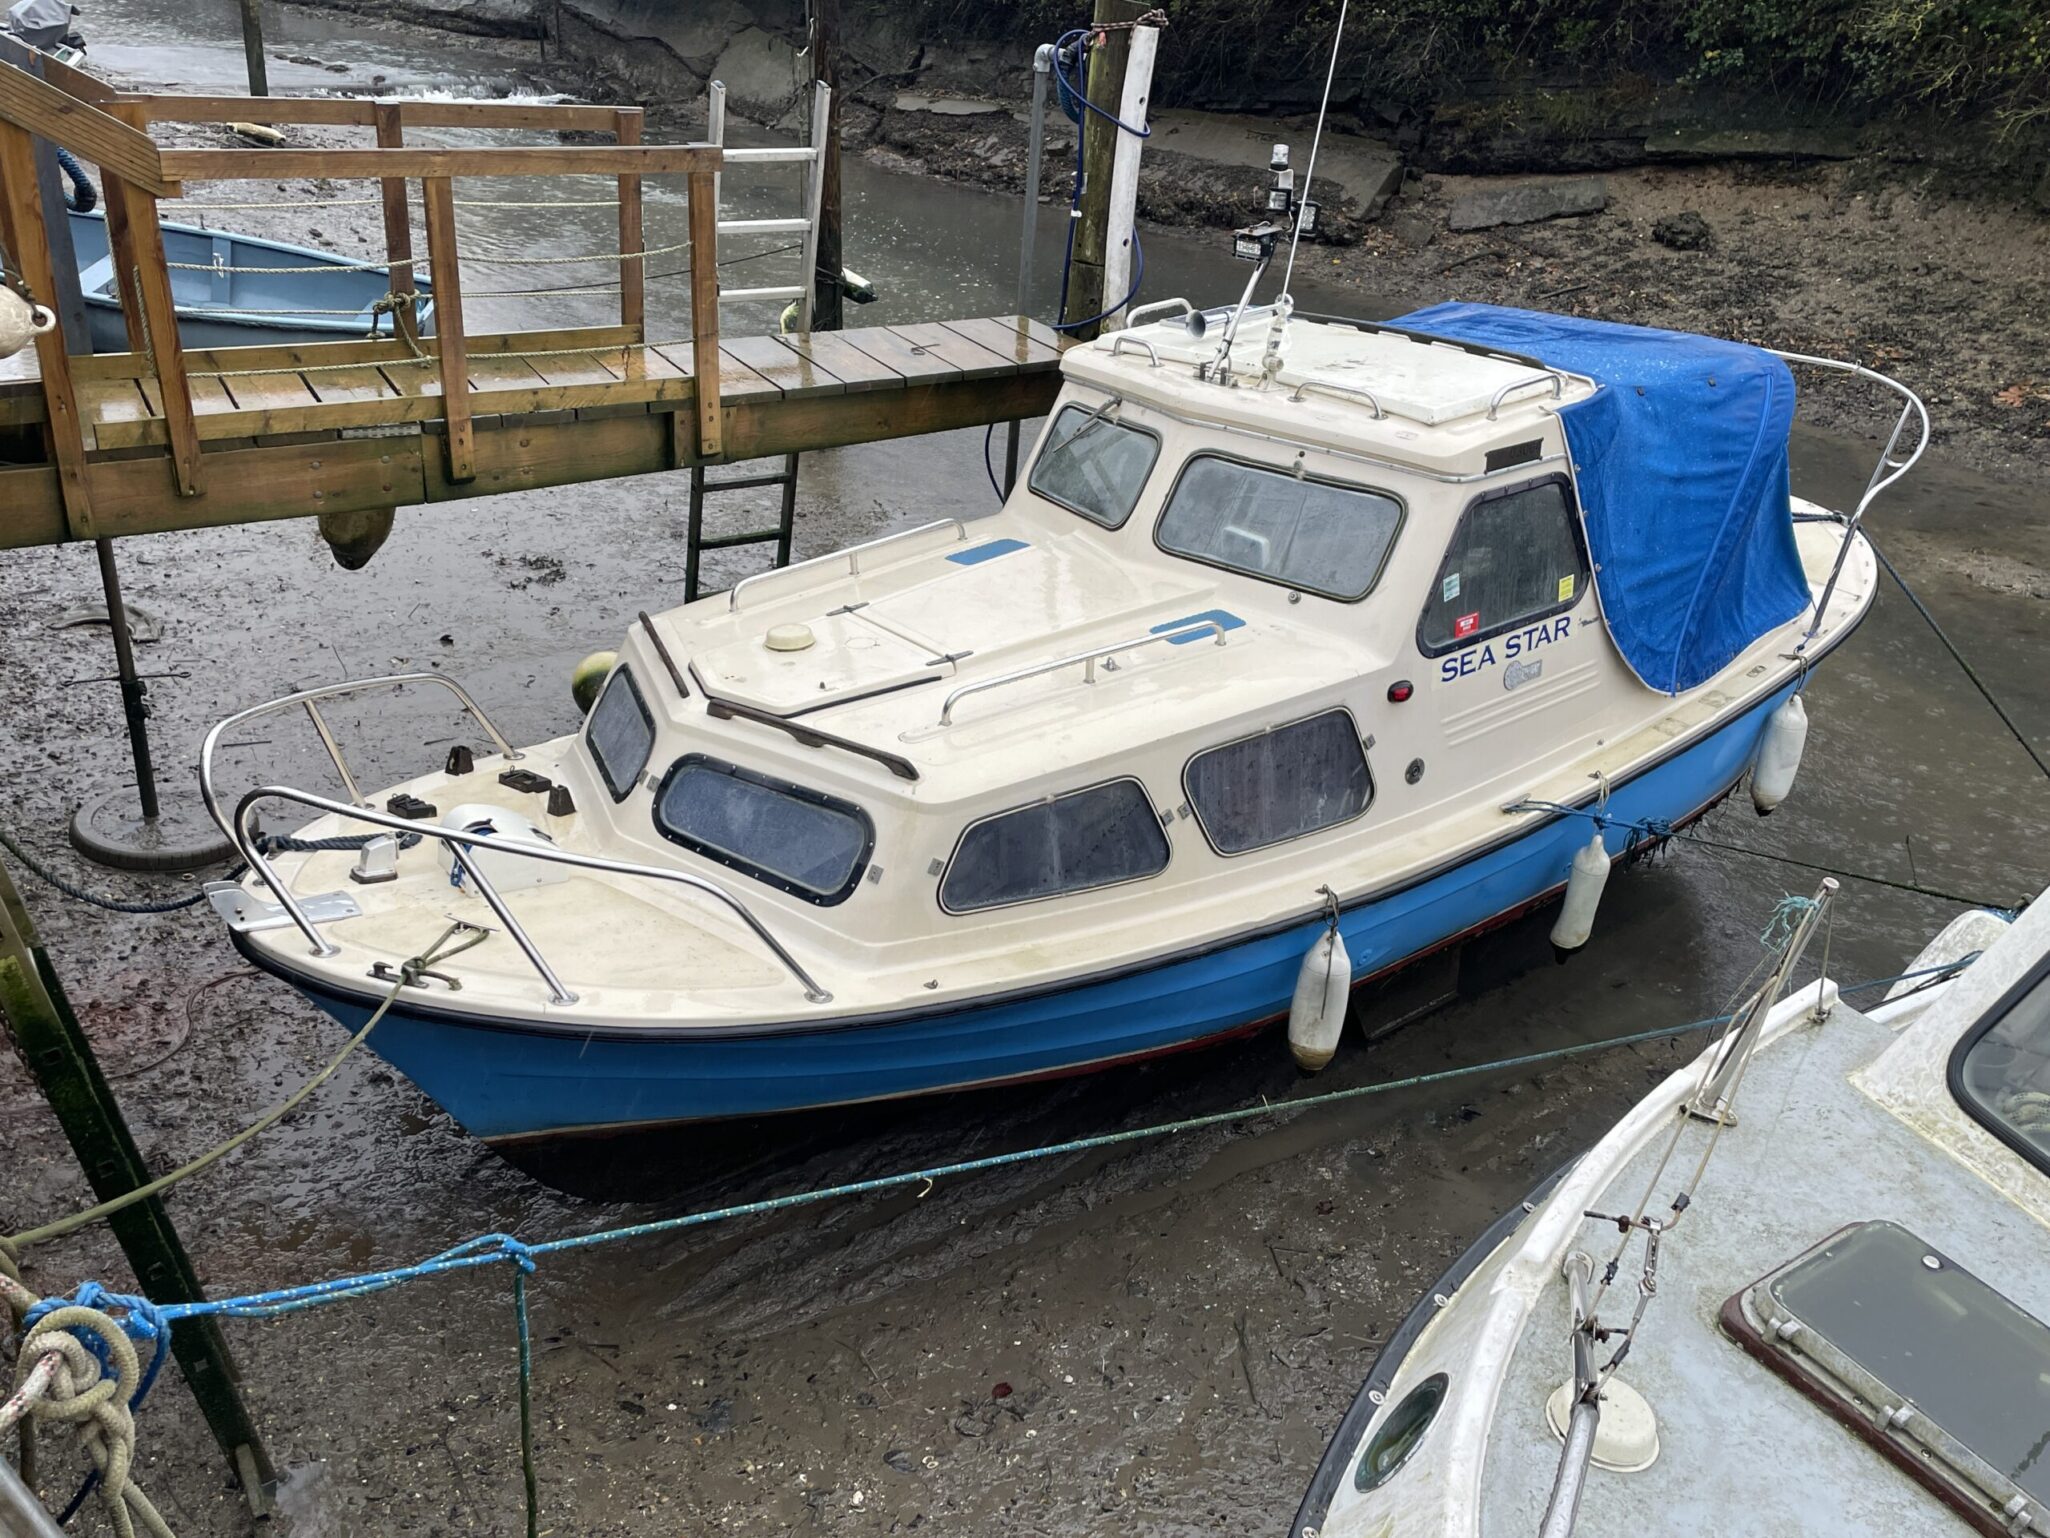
0, 57, 724, 539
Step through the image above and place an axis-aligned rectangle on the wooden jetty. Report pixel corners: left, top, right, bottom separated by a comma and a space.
0, 58, 1064, 551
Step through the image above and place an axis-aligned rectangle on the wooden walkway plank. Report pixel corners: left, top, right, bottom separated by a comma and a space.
78, 378, 154, 450
721, 333, 845, 399
940, 315, 1065, 368
834, 324, 969, 386
774, 331, 903, 393
303, 363, 406, 408
884, 321, 1016, 382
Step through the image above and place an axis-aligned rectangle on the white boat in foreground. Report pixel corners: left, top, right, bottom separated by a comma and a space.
199, 300, 1923, 1144
1294, 882, 2043, 1538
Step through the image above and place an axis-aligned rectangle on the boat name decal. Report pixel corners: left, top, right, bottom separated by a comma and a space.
1439, 615, 1573, 684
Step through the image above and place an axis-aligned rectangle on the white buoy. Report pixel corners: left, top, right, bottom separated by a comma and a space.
1750, 695, 1809, 815
1288, 923, 1352, 1072
1549, 833, 1612, 955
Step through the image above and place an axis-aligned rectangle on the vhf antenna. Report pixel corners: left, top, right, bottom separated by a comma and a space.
1203, 143, 1318, 385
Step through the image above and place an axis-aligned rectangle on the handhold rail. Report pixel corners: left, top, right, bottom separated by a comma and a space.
938, 620, 1226, 726
1485, 372, 1565, 420
726, 518, 969, 612
227, 783, 832, 1005
199, 673, 522, 844
1121, 297, 1194, 329
1108, 335, 1162, 367
1289, 378, 1386, 420
1768, 351, 1929, 646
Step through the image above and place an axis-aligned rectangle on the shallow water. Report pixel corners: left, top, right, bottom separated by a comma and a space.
5, 3, 2049, 1534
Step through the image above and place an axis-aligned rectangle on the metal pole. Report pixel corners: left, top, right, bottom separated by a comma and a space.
0, 863, 275, 1516
0, 1454, 66, 1538
236, 0, 269, 96
1003, 45, 1053, 494
92, 537, 158, 821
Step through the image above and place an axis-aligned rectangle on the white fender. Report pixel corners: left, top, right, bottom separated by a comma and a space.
0, 286, 56, 361
1549, 832, 1612, 954
1750, 694, 1808, 815
1288, 926, 1352, 1072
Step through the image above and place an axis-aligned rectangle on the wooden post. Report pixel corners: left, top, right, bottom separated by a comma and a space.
0, 119, 95, 540
687, 165, 720, 461
236, 0, 269, 97
1059, 0, 1146, 340
1099, 22, 1156, 332
614, 108, 644, 338
808, 0, 843, 332
371, 104, 419, 347
106, 106, 201, 497
420, 175, 473, 483
0, 860, 275, 1515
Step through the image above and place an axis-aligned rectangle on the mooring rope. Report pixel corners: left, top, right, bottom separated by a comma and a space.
0, 952, 1975, 1537
0, 826, 213, 914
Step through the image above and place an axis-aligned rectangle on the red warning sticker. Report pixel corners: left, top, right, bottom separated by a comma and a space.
1454, 611, 1480, 638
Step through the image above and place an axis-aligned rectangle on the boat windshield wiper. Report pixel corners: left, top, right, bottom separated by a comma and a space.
1044, 395, 1124, 462
700, 690, 920, 782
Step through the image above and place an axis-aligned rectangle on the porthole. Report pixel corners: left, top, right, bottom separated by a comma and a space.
1353, 1372, 1447, 1492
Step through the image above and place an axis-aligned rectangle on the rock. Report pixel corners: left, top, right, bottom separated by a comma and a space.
883, 1449, 915, 1474
711, 26, 802, 118
1651, 212, 1715, 251
1447, 178, 1607, 232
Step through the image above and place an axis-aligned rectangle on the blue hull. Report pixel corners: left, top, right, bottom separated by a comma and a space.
261, 683, 1795, 1142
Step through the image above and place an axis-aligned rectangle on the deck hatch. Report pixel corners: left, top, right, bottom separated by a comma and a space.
1726, 1219, 2050, 1535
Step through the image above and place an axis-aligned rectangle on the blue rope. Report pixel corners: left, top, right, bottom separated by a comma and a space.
1758, 895, 1818, 953
121, 954, 1973, 1332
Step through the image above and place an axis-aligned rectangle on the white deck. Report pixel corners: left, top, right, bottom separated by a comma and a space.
1314, 895, 2050, 1538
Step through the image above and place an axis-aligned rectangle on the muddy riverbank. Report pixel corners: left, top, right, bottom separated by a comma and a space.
2, 5, 2048, 1536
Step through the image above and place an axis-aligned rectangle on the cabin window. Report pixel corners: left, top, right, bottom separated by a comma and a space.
1184, 709, 1372, 855
1156, 455, 1403, 601
1949, 959, 2050, 1175
940, 778, 1169, 914
1418, 476, 1589, 655
585, 666, 654, 802
1028, 402, 1161, 528
653, 755, 872, 904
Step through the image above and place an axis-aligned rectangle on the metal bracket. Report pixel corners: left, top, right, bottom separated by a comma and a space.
206, 882, 362, 934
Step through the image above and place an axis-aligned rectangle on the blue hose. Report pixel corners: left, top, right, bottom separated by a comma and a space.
1049, 26, 1150, 333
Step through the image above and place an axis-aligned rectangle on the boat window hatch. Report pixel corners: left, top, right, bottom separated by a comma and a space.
1726, 1219, 2050, 1531
1949, 957, 2050, 1177
586, 666, 654, 803
939, 777, 1169, 914
1155, 454, 1403, 602
1028, 402, 1160, 529
1183, 708, 1373, 856
1416, 475, 1589, 657
653, 755, 873, 905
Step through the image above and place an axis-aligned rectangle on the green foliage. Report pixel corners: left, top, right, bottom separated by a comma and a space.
904, 0, 2050, 135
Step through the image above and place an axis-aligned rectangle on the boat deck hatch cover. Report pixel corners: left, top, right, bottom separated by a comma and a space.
1723, 1219, 2050, 1536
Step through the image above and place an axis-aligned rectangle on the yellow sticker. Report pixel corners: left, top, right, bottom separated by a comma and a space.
1557, 574, 1576, 602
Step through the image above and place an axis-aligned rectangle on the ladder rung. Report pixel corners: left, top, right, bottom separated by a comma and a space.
717, 217, 812, 235
700, 530, 788, 550
701, 472, 795, 492
720, 285, 806, 303
721, 147, 816, 166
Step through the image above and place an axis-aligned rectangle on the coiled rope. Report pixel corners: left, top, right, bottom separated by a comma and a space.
0, 826, 211, 914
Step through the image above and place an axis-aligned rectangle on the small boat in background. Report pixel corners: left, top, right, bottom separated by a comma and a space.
66, 208, 433, 352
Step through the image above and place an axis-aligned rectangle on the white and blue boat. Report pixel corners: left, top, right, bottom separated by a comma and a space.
198, 301, 1923, 1145
67, 207, 432, 353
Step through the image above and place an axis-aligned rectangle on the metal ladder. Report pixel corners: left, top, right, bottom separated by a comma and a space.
684, 79, 829, 602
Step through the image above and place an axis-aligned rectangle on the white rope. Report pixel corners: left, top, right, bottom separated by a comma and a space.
166, 255, 417, 274
452, 197, 621, 209
191, 335, 694, 381
1281, 0, 1351, 300
461, 238, 691, 267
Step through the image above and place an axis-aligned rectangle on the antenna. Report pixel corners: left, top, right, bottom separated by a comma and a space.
1281, 0, 1352, 301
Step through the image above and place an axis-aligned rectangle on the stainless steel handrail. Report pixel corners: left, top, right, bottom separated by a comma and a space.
228, 784, 833, 1004
1120, 297, 1193, 329
1107, 335, 1162, 367
1289, 378, 1386, 419
1486, 372, 1565, 420
1768, 351, 1930, 646
726, 518, 969, 612
937, 620, 1226, 726
199, 673, 522, 844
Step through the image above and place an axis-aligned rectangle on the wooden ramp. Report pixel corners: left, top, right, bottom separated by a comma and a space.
0, 62, 1063, 550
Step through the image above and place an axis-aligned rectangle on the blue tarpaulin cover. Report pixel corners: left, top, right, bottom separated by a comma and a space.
1393, 303, 1811, 694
